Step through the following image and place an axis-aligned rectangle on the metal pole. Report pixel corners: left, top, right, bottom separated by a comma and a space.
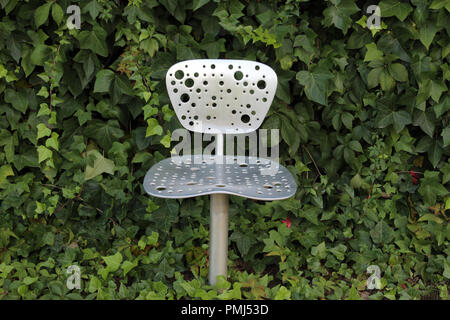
209, 133, 229, 285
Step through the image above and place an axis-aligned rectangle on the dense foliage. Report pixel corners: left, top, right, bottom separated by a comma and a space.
0, 0, 449, 300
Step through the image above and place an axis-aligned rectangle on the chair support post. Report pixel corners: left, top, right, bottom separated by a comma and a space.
209, 193, 229, 285
209, 133, 228, 285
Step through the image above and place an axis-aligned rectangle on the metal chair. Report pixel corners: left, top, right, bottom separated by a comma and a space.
143, 59, 297, 285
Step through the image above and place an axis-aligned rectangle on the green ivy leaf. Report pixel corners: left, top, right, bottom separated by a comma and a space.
392, 110, 412, 133
364, 43, 383, 62
122, 260, 138, 276
389, 63, 408, 82
146, 118, 163, 136
0, 164, 14, 185
370, 221, 395, 244
84, 149, 115, 180
430, 0, 450, 10
34, 2, 53, 28
414, 111, 435, 137
442, 127, 450, 147
274, 286, 291, 300
379, 0, 413, 21
296, 67, 333, 106
418, 171, 448, 204
37, 145, 52, 163
322, 0, 360, 35
84, 120, 125, 150
51, 3, 64, 25
94, 70, 115, 93
103, 252, 123, 273
419, 21, 439, 51
379, 70, 395, 91
4, 88, 28, 113
37, 123, 51, 140
78, 27, 109, 57
193, 0, 210, 11
230, 232, 256, 256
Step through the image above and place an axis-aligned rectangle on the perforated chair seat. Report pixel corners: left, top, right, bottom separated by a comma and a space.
144, 155, 296, 200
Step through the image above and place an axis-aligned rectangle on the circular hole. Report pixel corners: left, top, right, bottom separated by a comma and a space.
212, 96, 216, 100
228, 65, 233, 70
239, 163, 248, 167
257, 80, 266, 89
196, 88, 201, 93
243, 81, 248, 86
206, 115, 211, 120
187, 181, 197, 185
203, 81, 208, 86
262, 97, 267, 102
212, 103, 217, 107
263, 184, 273, 189
175, 70, 184, 79
255, 65, 260, 70
181, 93, 190, 103
250, 89, 254, 94
171, 80, 175, 85
246, 104, 251, 108
227, 89, 232, 94
219, 81, 224, 86
173, 88, 178, 93
216, 184, 226, 187
234, 71, 243, 80
211, 64, 215, 69
191, 102, 196, 107
241, 115, 250, 123
194, 115, 198, 120
194, 72, 199, 77
185, 78, 194, 88
189, 121, 194, 126
232, 110, 237, 114
156, 186, 166, 190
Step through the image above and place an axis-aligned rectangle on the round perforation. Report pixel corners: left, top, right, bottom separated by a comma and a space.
175, 70, 184, 79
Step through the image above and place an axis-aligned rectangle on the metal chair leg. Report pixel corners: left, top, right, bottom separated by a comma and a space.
209, 193, 229, 285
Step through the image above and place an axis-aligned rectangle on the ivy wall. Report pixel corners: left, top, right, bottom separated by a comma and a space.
0, 0, 449, 299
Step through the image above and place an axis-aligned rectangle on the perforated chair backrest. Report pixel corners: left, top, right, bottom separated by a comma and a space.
166, 59, 277, 134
